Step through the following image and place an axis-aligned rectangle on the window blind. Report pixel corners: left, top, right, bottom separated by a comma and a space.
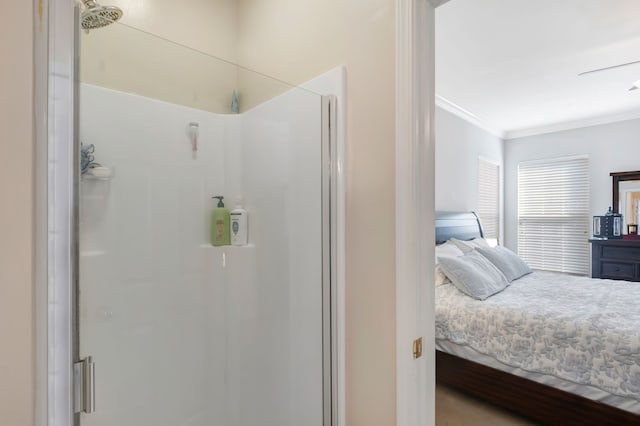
518, 155, 590, 275
478, 159, 500, 243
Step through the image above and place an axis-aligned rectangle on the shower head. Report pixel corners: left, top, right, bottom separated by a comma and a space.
80, 0, 123, 31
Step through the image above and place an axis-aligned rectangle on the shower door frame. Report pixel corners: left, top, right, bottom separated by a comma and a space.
35, 0, 78, 425
37, 1, 342, 425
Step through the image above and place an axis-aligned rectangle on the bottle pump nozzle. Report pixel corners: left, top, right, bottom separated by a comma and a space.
212, 196, 225, 207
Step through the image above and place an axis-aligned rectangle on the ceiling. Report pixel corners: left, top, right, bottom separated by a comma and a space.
435, 0, 640, 139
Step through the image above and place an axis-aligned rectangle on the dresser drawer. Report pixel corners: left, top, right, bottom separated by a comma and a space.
600, 262, 636, 280
601, 245, 640, 260
590, 239, 640, 281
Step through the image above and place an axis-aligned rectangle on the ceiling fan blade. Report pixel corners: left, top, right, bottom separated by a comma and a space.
578, 60, 640, 76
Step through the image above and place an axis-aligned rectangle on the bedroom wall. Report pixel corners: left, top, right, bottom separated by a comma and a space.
504, 118, 640, 251
435, 107, 504, 242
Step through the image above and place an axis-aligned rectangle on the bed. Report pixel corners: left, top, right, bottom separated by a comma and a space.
435, 211, 640, 425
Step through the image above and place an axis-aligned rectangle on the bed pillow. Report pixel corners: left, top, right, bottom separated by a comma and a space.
437, 250, 509, 300
476, 245, 532, 282
450, 237, 490, 253
436, 240, 465, 258
435, 241, 465, 286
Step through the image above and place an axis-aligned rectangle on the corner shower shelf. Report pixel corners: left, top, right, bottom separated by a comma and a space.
82, 166, 115, 180
82, 174, 113, 181
199, 243, 256, 249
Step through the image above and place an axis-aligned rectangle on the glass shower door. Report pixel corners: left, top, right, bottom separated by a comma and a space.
77, 20, 330, 426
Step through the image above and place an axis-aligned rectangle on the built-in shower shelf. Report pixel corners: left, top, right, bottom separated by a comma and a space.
82, 175, 113, 181
82, 166, 115, 180
199, 243, 256, 249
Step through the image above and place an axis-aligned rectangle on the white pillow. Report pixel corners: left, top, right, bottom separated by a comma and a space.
435, 241, 465, 286
450, 237, 490, 254
438, 250, 509, 300
476, 246, 532, 282
436, 240, 465, 258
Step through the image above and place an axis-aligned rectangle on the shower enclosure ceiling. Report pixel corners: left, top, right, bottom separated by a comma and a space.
76, 14, 334, 426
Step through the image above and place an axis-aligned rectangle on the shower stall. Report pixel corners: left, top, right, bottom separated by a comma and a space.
45, 4, 344, 425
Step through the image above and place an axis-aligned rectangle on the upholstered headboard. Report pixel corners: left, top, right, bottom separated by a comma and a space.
435, 211, 484, 244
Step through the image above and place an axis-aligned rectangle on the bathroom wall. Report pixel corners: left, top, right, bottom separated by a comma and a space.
104, 0, 238, 61
79, 78, 325, 425
80, 0, 238, 113
235, 1, 347, 111
79, 0, 323, 115
79, 0, 326, 115
236, 1, 397, 424
0, 1, 34, 425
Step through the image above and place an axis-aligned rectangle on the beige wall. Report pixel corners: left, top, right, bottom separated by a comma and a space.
237, 1, 397, 424
80, 0, 239, 113
0, 1, 35, 425
79, 0, 308, 114
106, 0, 237, 61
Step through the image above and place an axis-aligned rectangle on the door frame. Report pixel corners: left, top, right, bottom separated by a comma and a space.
395, 0, 434, 424
395, 1, 450, 425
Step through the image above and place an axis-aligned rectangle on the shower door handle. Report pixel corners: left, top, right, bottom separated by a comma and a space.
74, 356, 96, 414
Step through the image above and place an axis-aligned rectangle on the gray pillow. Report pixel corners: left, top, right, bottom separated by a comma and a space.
438, 250, 510, 300
450, 237, 490, 254
476, 246, 532, 282
435, 241, 465, 286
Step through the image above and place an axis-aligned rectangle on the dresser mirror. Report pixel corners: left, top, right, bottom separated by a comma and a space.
611, 171, 640, 233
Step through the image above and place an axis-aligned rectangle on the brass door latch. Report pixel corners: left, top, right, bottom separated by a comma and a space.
413, 337, 423, 359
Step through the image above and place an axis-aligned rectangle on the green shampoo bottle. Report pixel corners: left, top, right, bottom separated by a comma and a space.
211, 196, 230, 246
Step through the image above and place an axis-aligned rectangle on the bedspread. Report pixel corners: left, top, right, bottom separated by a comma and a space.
436, 270, 640, 400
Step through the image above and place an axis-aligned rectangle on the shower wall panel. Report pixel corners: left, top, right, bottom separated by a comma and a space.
227, 87, 323, 425
79, 82, 324, 426
80, 84, 228, 426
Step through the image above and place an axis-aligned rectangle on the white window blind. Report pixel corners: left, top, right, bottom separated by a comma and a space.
518, 155, 590, 275
478, 159, 500, 244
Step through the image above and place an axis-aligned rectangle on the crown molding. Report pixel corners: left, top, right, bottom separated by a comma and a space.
435, 95, 640, 141
504, 109, 640, 140
435, 95, 506, 139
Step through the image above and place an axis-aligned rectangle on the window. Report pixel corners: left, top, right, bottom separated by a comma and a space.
478, 158, 500, 246
518, 155, 590, 275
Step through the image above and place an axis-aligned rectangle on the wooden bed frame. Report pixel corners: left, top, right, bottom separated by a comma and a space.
435, 211, 640, 425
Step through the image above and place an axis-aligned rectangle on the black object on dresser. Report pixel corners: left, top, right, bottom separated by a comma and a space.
590, 239, 640, 281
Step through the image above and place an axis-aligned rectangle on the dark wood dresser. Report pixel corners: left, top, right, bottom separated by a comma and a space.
589, 239, 640, 281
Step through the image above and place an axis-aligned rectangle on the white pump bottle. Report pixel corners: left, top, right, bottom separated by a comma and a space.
230, 196, 248, 246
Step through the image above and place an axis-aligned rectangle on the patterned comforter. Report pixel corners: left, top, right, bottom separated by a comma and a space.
436, 270, 640, 400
